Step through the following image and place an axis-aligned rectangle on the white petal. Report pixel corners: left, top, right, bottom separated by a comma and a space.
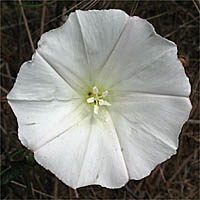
35, 110, 128, 189
7, 51, 87, 152
74, 10, 129, 80
34, 115, 92, 188
110, 50, 191, 97
7, 51, 79, 101
94, 16, 188, 96
9, 99, 89, 152
36, 9, 129, 91
37, 12, 91, 93
109, 93, 191, 179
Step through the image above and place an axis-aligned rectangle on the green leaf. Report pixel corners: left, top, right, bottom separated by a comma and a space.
1, 158, 36, 185
10, 148, 26, 161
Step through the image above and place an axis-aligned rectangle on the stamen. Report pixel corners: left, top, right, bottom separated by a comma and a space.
99, 99, 111, 106
102, 90, 108, 97
86, 86, 111, 115
94, 104, 99, 114
87, 97, 95, 103
93, 86, 99, 95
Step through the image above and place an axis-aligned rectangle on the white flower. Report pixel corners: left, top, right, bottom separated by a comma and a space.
7, 9, 192, 189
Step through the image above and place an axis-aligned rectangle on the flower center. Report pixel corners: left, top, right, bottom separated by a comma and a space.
86, 86, 111, 115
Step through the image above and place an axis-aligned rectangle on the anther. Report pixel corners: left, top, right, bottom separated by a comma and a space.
94, 104, 99, 115
87, 97, 95, 103
93, 86, 99, 95
99, 99, 111, 106
102, 90, 108, 97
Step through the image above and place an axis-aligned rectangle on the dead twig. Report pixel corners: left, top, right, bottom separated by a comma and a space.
169, 150, 197, 182
192, 0, 200, 14
18, 0, 35, 53
146, 11, 168, 21
125, 185, 139, 199
188, 119, 200, 124
0, 73, 15, 80
190, 68, 200, 100
0, 86, 9, 94
165, 16, 199, 38
84, 0, 98, 10
40, 0, 47, 36
130, 0, 139, 16
10, 180, 55, 199
54, 177, 59, 199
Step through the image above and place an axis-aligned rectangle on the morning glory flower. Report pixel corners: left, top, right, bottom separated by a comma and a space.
7, 9, 192, 189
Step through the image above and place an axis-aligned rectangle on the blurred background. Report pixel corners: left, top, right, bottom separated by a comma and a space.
1, 0, 199, 199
